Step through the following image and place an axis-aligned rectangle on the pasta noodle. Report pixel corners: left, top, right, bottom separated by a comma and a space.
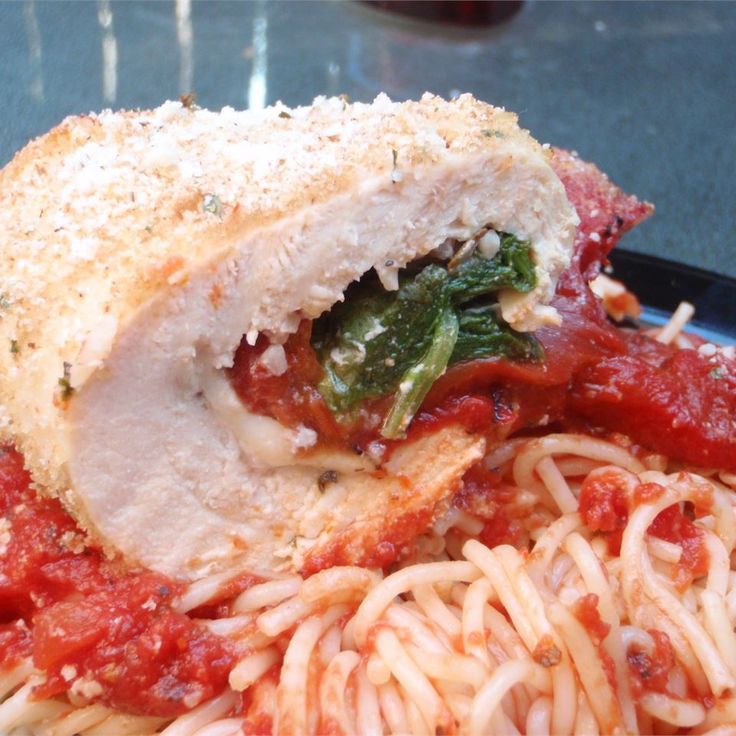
2, 427, 735, 735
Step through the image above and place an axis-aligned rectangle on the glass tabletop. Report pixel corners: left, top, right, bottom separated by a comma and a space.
1, 0, 734, 277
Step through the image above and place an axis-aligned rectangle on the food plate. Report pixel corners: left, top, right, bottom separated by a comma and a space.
611, 249, 736, 342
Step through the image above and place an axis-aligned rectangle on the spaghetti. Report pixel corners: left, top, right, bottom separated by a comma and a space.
2, 427, 736, 735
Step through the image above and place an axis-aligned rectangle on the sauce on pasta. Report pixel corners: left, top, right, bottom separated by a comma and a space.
0, 447, 239, 717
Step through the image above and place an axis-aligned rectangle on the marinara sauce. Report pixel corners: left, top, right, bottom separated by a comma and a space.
0, 446, 238, 717
573, 593, 617, 690
578, 472, 710, 588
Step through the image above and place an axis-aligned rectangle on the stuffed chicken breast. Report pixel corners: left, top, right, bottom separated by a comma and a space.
0, 93, 577, 579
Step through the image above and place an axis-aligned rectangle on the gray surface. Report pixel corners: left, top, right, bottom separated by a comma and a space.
1, 0, 734, 276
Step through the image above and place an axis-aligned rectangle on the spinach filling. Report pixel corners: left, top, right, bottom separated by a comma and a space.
311, 233, 542, 439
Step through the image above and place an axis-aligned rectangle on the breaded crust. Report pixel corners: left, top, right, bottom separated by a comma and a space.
0, 94, 577, 577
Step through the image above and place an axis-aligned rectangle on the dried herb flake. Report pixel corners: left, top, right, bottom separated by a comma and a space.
58, 362, 74, 401
318, 470, 339, 492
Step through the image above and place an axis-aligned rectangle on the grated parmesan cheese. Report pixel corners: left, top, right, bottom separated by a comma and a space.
293, 425, 318, 450
70, 676, 104, 700
0, 517, 10, 556
477, 229, 501, 259
257, 344, 288, 376
61, 665, 78, 682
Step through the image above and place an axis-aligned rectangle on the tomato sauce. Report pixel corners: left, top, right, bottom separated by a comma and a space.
627, 629, 677, 699
0, 446, 239, 717
405, 394, 498, 440
240, 667, 279, 736
230, 322, 347, 445
574, 593, 611, 643
579, 473, 709, 586
632, 482, 666, 506
0, 620, 32, 667
573, 593, 617, 690
532, 635, 562, 668
648, 505, 709, 589
578, 471, 630, 543
302, 504, 434, 575
571, 349, 736, 470
454, 464, 523, 548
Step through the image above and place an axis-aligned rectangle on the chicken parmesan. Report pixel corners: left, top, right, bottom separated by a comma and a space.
0, 95, 735, 736
0, 94, 579, 579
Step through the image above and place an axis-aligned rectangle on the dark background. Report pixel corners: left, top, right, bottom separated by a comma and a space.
1, 1, 734, 275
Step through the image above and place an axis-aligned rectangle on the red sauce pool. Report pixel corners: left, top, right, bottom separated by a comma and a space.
0, 446, 239, 717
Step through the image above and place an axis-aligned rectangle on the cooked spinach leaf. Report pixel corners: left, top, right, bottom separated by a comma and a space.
447, 232, 536, 303
382, 306, 459, 439
311, 232, 542, 437
312, 265, 450, 413
452, 305, 542, 363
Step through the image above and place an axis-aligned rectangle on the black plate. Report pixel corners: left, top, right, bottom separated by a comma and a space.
609, 249, 736, 343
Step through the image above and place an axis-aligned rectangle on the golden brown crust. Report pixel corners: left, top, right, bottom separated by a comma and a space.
0, 94, 541, 496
